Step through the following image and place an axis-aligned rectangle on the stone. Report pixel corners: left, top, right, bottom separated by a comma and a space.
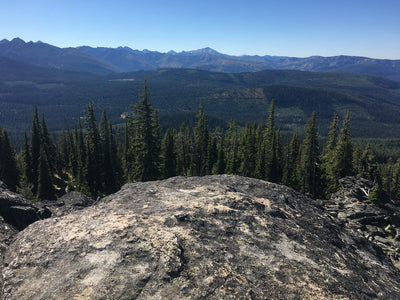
40, 191, 94, 217
3, 175, 400, 299
0, 181, 41, 230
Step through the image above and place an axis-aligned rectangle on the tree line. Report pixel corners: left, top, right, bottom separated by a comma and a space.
1, 80, 400, 202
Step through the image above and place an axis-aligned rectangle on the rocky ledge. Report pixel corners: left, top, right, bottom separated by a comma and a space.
2, 175, 400, 299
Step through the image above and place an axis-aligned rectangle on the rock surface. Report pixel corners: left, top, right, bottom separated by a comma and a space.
325, 176, 400, 269
39, 191, 94, 218
3, 175, 400, 299
0, 181, 43, 230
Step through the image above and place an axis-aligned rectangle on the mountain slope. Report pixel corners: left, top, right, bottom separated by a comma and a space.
1, 38, 400, 81
1, 63, 400, 140
0, 38, 119, 74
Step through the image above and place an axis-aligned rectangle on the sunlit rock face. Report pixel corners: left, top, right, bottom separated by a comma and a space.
3, 175, 400, 299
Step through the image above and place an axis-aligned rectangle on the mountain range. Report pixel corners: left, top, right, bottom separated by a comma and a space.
1, 38, 400, 81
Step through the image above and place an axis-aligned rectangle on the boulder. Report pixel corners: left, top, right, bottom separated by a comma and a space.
327, 176, 400, 269
0, 181, 42, 230
3, 175, 400, 299
40, 191, 94, 217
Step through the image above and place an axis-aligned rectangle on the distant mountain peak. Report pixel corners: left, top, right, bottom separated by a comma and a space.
180, 47, 224, 56
11, 37, 25, 44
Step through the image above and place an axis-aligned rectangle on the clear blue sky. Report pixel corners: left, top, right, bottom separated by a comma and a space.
1, 0, 399, 59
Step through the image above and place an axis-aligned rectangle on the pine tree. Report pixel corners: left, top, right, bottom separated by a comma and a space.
321, 113, 340, 196
214, 134, 226, 174
264, 100, 279, 182
0, 128, 19, 191
31, 106, 42, 195
193, 104, 209, 176
37, 145, 56, 200
128, 80, 161, 181
283, 133, 301, 190
99, 110, 116, 194
41, 114, 57, 174
85, 102, 103, 196
239, 123, 256, 177
254, 122, 266, 180
333, 112, 354, 179
302, 112, 322, 198
225, 119, 240, 174
161, 128, 177, 179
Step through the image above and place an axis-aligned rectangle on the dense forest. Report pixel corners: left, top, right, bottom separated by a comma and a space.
0, 80, 399, 203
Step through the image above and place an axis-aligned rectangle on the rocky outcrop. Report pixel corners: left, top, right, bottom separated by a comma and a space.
325, 176, 400, 269
3, 175, 400, 299
39, 191, 94, 218
0, 181, 44, 230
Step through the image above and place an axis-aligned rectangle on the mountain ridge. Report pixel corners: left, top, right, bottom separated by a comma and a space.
1, 38, 399, 81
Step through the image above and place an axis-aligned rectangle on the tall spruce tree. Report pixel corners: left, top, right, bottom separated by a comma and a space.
321, 113, 340, 196
264, 100, 279, 182
194, 104, 209, 176
128, 80, 161, 181
225, 119, 240, 174
161, 128, 177, 179
332, 112, 354, 179
0, 128, 19, 191
31, 106, 41, 195
302, 112, 322, 198
36, 145, 56, 200
283, 133, 301, 190
85, 102, 103, 197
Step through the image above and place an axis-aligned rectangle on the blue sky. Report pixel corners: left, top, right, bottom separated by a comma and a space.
1, 0, 399, 58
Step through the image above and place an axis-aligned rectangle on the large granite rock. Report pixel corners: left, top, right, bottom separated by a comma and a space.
3, 175, 400, 299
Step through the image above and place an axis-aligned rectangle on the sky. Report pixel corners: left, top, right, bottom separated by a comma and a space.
0, 0, 399, 59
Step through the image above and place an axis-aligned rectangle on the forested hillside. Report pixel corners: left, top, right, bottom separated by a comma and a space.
1, 81, 399, 205
1, 62, 400, 144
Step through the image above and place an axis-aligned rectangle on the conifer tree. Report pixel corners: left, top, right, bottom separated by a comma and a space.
264, 100, 278, 182
194, 104, 209, 176
333, 112, 354, 179
99, 110, 116, 194
283, 133, 301, 190
41, 114, 57, 174
254, 118, 265, 179
239, 123, 256, 177
302, 112, 322, 198
0, 128, 19, 191
37, 145, 56, 200
128, 80, 161, 181
85, 102, 103, 196
31, 106, 42, 195
321, 113, 340, 195
214, 135, 226, 174
225, 119, 240, 174
161, 128, 177, 179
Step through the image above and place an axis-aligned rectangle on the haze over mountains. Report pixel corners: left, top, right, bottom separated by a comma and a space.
1, 38, 400, 81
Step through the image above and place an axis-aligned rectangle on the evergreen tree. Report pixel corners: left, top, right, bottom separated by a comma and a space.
99, 110, 116, 194
333, 112, 354, 179
254, 118, 266, 179
31, 106, 42, 195
321, 113, 340, 196
36, 145, 56, 200
161, 128, 177, 179
225, 119, 240, 174
0, 129, 19, 191
283, 133, 301, 190
85, 102, 103, 196
302, 112, 322, 198
128, 80, 161, 181
358, 143, 377, 181
18, 132, 34, 199
239, 123, 256, 177
193, 104, 209, 176
214, 134, 226, 174
274, 128, 283, 183
264, 100, 279, 182
41, 114, 57, 174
